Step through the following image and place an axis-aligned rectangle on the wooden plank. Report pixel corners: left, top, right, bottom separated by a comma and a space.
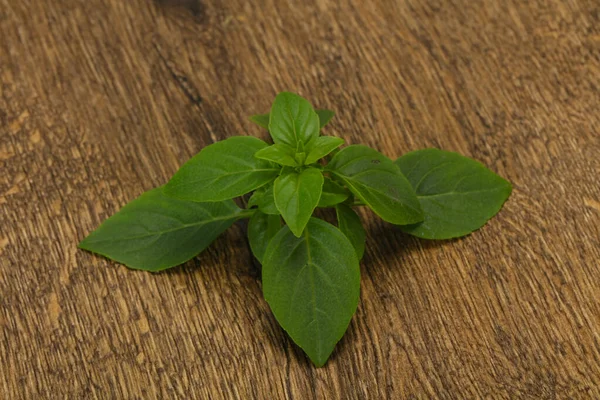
1, 0, 599, 397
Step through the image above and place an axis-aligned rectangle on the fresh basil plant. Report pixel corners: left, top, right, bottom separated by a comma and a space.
79, 92, 512, 367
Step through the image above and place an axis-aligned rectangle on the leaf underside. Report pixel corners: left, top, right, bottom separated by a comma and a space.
315, 109, 335, 128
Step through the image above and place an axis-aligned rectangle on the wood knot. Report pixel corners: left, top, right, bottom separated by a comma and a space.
154, 0, 206, 21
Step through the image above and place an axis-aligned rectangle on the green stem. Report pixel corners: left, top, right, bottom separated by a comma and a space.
237, 209, 257, 220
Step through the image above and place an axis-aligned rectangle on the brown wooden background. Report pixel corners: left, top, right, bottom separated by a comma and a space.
1, 0, 599, 398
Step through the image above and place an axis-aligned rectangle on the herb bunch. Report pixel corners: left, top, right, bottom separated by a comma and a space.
79, 92, 512, 366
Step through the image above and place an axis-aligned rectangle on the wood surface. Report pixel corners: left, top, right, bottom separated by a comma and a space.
1, 0, 599, 398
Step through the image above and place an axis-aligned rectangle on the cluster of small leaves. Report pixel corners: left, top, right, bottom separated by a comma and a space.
79, 92, 512, 367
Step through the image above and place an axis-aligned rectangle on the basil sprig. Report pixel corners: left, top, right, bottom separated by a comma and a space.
80, 92, 512, 367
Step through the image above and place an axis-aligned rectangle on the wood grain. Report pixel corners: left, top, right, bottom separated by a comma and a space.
1, 0, 599, 398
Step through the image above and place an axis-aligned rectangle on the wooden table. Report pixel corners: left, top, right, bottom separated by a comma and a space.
1, 0, 599, 398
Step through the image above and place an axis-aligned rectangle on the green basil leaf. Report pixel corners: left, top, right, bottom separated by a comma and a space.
249, 114, 270, 129
269, 92, 320, 148
274, 167, 324, 237
164, 136, 280, 202
259, 184, 279, 215
248, 212, 282, 263
318, 178, 349, 207
336, 204, 366, 260
248, 183, 279, 215
262, 218, 360, 367
254, 143, 298, 167
316, 109, 335, 128
326, 145, 423, 224
395, 148, 512, 239
304, 136, 344, 165
79, 187, 246, 271
247, 189, 263, 209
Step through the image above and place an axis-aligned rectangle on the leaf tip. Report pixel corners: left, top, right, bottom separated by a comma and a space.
77, 235, 93, 251
290, 227, 304, 238
311, 358, 327, 368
